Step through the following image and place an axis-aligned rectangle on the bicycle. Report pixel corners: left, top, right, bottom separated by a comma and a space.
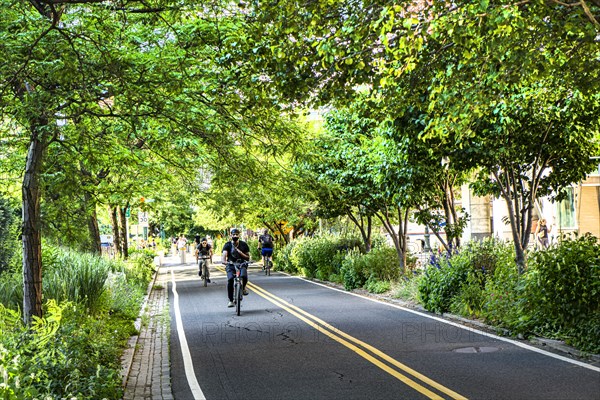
263, 252, 273, 276
230, 261, 248, 316
198, 255, 211, 287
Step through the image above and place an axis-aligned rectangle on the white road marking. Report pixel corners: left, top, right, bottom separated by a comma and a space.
171, 269, 206, 399
292, 274, 600, 373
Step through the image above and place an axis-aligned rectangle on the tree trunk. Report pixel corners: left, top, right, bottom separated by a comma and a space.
119, 205, 129, 259
346, 207, 372, 253
85, 192, 101, 254
110, 205, 122, 256
22, 130, 46, 324
375, 205, 408, 273
273, 221, 289, 245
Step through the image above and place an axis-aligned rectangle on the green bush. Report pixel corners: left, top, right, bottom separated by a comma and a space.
102, 271, 145, 319
274, 239, 299, 273
419, 239, 514, 315
0, 300, 128, 399
524, 234, 600, 352
364, 277, 391, 294
340, 246, 400, 290
122, 251, 156, 289
43, 248, 113, 313
391, 274, 422, 302
449, 273, 486, 318
247, 238, 261, 262
340, 250, 367, 290
0, 196, 20, 275
0, 270, 22, 309
418, 251, 471, 314
276, 235, 362, 278
481, 258, 526, 330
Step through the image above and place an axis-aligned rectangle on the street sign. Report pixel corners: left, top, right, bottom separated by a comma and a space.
138, 212, 149, 227
125, 207, 131, 218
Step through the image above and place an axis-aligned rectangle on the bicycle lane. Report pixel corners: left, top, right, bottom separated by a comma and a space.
243, 271, 600, 400
169, 264, 448, 400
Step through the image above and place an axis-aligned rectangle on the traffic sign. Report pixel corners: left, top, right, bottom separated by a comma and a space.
138, 212, 149, 227
125, 207, 131, 218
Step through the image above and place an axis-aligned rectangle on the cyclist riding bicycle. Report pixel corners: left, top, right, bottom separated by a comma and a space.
222, 228, 250, 308
258, 228, 274, 270
195, 237, 213, 282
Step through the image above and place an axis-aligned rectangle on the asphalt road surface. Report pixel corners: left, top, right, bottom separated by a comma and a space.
169, 262, 600, 400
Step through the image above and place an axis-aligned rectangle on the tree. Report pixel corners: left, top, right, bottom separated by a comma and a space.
1, 0, 307, 323
465, 88, 600, 273
402, 1, 600, 272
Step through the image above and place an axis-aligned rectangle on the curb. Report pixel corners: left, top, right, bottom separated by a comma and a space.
120, 257, 161, 388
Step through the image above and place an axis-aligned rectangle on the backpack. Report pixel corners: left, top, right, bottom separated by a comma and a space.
261, 234, 273, 248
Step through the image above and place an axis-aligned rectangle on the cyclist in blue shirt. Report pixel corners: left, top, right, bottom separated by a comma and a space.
258, 228, 274, 270
222, 228, 250, 307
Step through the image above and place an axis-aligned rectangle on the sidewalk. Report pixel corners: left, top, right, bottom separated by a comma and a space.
122, 255, 175, 400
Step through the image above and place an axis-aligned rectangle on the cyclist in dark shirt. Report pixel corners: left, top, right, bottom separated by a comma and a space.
222, 228, 250, 307
195, 237, 213, 282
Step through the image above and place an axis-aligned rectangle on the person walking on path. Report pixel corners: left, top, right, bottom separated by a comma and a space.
176, 235, 188, 264
535, 218, 551, 249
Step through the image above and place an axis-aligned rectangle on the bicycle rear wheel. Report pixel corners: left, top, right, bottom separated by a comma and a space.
266, 257, 271, 276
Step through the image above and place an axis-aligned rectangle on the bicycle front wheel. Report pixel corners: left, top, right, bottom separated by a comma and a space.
203, 262, 208, 287
234, 282, 241, 316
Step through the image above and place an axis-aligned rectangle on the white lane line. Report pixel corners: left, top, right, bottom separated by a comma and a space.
171, 269, 206, 399
291, 274, 600, 373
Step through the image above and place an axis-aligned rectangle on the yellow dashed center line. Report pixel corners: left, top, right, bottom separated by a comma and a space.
215, 264, 466, 400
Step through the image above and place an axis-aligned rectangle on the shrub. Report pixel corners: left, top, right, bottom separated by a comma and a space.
102, 271, 145, 319
0, 196, 20, 275
418, 251, 471, 314
0, 270, 22, 309
524, 234, 600, 352
419, 239, 514, 315
122, 251, 156, 289
340, 246, 400, 290
274, 239, 300, 273
0, 301, 128, 399
43, 248, 112, 313
481, 258, 526, 330
276, 235, 362, 278
247, 238, 261, 262
364, 278, 391, 294
340, 250, 367, 290
391, 274, 422, 302
449, 273, 486, 318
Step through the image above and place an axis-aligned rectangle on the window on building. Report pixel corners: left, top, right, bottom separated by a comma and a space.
558, 188, 576, 229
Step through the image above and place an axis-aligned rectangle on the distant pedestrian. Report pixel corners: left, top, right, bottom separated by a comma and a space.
177, 235, 188, 264
535, 219, 551, 249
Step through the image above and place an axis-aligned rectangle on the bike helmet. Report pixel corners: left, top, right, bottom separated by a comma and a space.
231, 228, 240, 235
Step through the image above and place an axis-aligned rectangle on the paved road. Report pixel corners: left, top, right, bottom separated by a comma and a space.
168, 262, 600, 400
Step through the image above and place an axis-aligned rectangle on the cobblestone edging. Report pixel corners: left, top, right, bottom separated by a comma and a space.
122, 264, 173, 400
